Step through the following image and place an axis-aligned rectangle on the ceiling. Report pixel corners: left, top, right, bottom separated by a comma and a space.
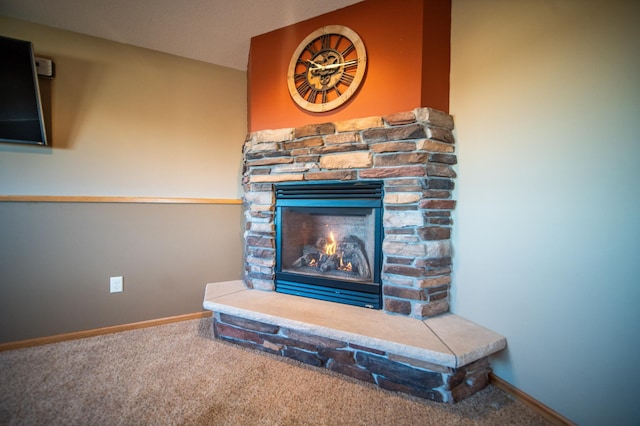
0, 0, 363, 70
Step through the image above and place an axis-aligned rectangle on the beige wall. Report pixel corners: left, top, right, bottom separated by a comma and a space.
0, 17, 246, 342
0, 16, 246, 199
450, 1, 640, 424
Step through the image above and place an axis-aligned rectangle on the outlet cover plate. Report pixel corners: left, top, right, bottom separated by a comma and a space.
110, 276, 123, 293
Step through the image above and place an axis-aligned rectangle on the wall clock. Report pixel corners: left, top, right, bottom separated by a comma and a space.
287, 25, 367, 113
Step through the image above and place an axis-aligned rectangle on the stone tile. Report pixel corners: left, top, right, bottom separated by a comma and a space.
414, 108, 454, 130
423, 313, 507, 367
203, 280, 246, 299
319, 151, 372, 169
334, 116, 384, 132
250, 173, 305, 183
383, 111, 417, 126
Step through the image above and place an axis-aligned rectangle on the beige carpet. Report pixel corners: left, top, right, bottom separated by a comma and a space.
0, 318, 551, 425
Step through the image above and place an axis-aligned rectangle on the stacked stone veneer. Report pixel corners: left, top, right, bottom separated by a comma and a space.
213, 312, 491, 403
242, 107, 456, 319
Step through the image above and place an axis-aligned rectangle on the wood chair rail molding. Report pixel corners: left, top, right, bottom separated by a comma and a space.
0, 311, 213, 352
0, 195, 242, 204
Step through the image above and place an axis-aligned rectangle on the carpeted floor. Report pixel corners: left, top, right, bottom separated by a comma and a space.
0, 318, 552, 425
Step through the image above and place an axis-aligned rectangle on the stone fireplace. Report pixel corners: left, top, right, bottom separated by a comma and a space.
203, 107, 505, 404
242, 107, 456, 319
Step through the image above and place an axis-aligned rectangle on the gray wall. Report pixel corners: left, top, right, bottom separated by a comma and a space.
450, 1, 640, 424
0, 202, 243, 342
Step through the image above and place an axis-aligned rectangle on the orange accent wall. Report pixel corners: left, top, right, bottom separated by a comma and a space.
248, 0, 451, 132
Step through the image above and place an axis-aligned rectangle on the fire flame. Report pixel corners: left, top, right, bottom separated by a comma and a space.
325, 231, 337, 256
340, 258, 353, 272
325, 231, 352, 272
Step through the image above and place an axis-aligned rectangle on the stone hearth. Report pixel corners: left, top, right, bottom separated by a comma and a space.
242, 107, 457, 318
203, 281, 506, 403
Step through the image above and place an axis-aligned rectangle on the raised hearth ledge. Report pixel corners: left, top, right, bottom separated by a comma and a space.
203, 280, 506, 369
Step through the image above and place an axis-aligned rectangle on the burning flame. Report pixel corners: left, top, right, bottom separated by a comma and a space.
325, 231, 352, 272
340, 258, 353, 272
325, 231, 337, 256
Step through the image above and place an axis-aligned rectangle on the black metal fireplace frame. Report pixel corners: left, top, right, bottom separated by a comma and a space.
274, 181, 383, 309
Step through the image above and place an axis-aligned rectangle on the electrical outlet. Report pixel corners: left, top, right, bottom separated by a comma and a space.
35, 57, 54, 78
110, 276, 123, 293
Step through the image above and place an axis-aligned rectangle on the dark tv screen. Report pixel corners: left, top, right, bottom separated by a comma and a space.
0, 35, 47, 146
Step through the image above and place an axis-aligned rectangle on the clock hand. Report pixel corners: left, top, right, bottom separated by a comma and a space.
307, 59, 360, 71
318, 59, 360, 70
307, 59, 325, 70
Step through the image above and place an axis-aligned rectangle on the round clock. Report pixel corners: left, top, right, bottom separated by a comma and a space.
287, 25, 367, 113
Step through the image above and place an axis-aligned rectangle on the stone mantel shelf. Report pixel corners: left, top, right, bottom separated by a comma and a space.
203, 280, 506, 369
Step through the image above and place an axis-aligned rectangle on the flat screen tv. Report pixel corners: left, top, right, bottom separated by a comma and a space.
0, 35, 48, 146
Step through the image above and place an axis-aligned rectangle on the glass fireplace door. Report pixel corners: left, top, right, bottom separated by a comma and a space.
275, 181, 383, 308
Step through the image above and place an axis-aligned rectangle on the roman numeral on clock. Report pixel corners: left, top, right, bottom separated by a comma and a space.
342, 43, 355, 57
307, 89, 318, 103
340, 73, 355, 85
296, 79, 311, 97
321, 34, 331, 50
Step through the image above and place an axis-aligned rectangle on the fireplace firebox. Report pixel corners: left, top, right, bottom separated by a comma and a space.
275, 181, 383, 309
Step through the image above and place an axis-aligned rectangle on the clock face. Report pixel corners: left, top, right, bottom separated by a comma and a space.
287, 25, 367, 113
